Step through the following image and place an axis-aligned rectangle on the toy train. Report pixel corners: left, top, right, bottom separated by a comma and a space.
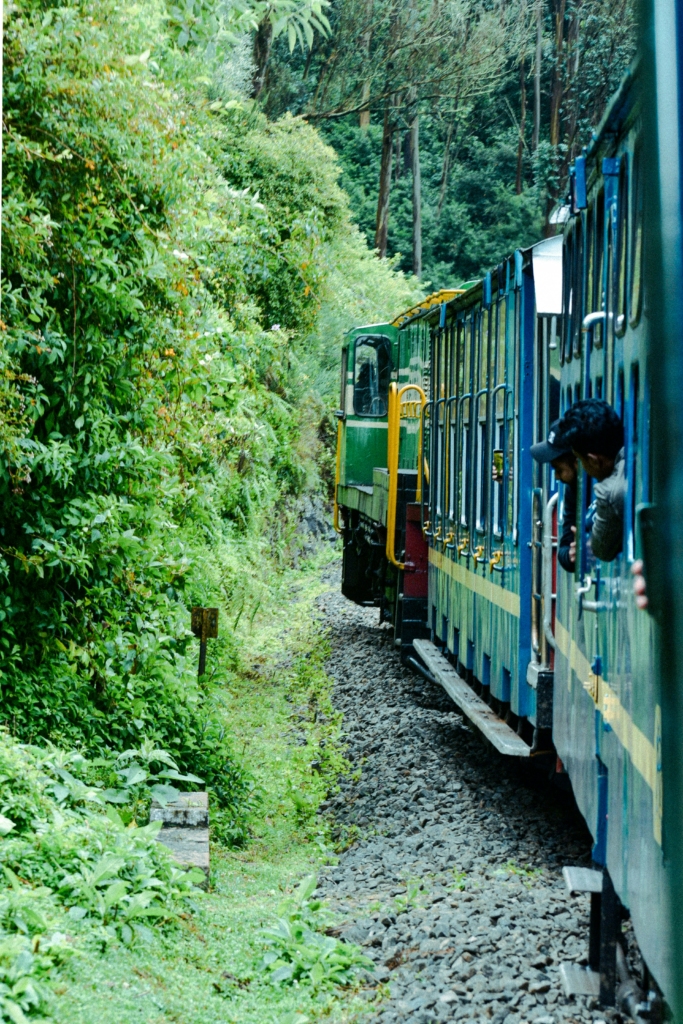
334, 35, 682, 1016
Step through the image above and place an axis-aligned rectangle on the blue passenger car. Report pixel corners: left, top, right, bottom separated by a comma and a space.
337, 16, 680, 1010
422, 239, 563, 756
420, 66, 671, 1001
550, 65, 671, 998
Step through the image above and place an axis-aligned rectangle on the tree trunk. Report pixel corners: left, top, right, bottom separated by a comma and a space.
549, 0, 566, 148
359, 80, 371, 128
411, 113, 422, 279
374, 106, 393, 258
252, 18, 274, 99
437, 122, 455, 217
516, 56, 527, 195
564, 3, 582, 160
532, 0, 542, 151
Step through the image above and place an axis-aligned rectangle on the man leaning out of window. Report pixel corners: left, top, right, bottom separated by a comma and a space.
556, 398, 626, 563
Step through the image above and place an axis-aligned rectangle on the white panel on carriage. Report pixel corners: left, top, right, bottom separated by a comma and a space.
531, 235, 563, 315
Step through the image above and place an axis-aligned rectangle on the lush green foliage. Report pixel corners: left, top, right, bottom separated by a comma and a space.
317, 119, 543, 288
262, 0, 636, 287
0, 732, 205, 1021
1, 0, 419, 832
259, 874, 373, 990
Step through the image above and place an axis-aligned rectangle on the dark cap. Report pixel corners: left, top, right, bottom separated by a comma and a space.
530, 420, 573, 464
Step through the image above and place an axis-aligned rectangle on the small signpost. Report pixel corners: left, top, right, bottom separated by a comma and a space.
191, 607, 218, 679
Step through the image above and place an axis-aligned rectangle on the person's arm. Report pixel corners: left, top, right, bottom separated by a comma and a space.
557, 486, 576, 572
590, 463, 626, 562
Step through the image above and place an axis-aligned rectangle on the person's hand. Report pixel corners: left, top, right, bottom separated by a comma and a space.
631, 559, 648, 610
568, 526, 576, 566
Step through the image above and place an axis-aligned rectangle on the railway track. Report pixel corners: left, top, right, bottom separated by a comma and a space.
316, 565, 644, 1024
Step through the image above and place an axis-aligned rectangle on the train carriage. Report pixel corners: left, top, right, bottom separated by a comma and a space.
549, 66, 669, 1002
335, 50, 674, 1018
423, 239, 563, 757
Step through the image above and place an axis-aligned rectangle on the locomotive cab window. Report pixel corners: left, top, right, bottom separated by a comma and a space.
353, 336, 393, 416
340, 347, 348, 414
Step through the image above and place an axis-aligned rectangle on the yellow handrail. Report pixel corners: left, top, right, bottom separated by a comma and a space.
333, 417, 343, 534
386, 382, 427, 569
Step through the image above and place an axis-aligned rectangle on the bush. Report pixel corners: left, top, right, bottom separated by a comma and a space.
0, 732, 206, 1020
0, 0, 419, 841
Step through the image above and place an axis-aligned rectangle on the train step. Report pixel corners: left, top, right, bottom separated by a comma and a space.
412, 640, 531, 758
562, 866, 603, 894
559, 962, 601, 997
560, 865, 619, 1006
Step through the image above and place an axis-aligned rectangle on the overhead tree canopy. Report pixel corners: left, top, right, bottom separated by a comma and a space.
260, 0, 637, 286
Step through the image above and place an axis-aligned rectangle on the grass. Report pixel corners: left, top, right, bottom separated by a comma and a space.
49, 547, 373, 1024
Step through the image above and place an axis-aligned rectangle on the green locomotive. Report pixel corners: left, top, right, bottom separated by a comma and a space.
334, 289, 460, 654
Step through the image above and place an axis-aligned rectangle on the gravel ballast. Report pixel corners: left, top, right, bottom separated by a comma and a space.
316, 568, 634, 1024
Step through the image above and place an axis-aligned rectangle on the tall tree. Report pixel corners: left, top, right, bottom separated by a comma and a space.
532, 0, 542, 151
549, 0, 565, 148
375, 104, 394, 256
249, 0, 332, 99
305, 0, 514, 259
411, 111, 422, 276
516, 54, 527, 195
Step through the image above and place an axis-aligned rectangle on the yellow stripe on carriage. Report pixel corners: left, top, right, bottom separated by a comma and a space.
428, 548, 520, 617
554, 618, 661, 844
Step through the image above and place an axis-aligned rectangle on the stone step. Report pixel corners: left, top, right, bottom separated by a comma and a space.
152, 791, 209, 887
150, 790, 208, 827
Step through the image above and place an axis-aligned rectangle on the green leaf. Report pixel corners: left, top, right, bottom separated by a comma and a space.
270, 963, 294, 984
2, 999, 30, 1024
118, 763, 148, 786
294, 874, 317, 904
0, 815, 16, 836
3, 867, 21, 890
309, 960, 324, 986
105, 806, 124, 827
102, 788, 129, 804
103, 879, 129, 909
150, 783, 180, 806
157, 769, 204, 783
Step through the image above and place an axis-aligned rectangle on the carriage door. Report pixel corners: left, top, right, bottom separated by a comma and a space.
527, 237, 564, 727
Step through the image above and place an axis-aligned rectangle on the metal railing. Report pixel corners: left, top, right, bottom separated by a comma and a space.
386, 382, 427, 569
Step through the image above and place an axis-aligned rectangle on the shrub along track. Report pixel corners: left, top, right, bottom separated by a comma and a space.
316, 565, 636, 1024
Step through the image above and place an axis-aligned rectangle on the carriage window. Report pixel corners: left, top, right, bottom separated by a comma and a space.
572, 217, 584, 359
630, 148, 644, 327
495, 295, 506, 385
628, 363, 640, 561
616, 158, 629, 333
475, 309, 489, 531
594, 190, 605, 351
476, 393, 487, 531
585, 207, 594, 315
353, 336, 392, 416
479, 309, 489, 389
562, 230, 573, 364
616, 367, 625, 420
460, 393, 470, 529
459, 318, 474, 528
